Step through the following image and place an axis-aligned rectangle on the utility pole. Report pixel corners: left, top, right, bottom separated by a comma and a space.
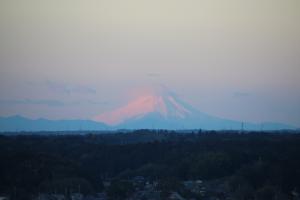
260, 123, 264, 132
241, 122, 244, 133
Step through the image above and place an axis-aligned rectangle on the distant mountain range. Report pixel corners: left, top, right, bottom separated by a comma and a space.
93, 86, 294, 130
0, 86, 296, 132
0, 115, 108, 132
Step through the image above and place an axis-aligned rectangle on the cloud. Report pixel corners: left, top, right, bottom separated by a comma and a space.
233, 92, 251, 98
86, 100, 109, 105
0, 99, 65, 107
27, 80, 96, 95
0, 99, 109, 107
147, 73, 160, 77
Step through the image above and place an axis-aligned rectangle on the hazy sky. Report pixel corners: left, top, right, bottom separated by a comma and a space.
0, 0, 299, 126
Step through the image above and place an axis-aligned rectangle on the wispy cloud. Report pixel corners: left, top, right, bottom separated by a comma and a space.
0, 99, 65, 107
147, 73, 160, 77
233, 92, 251, 98
27, 80, 96, 95
86, 100, 109, 105
0, 99, 109, 107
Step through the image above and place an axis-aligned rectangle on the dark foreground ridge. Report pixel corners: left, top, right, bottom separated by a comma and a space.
0, 130, 300, 200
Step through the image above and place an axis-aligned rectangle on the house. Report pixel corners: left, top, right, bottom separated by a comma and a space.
102, 181, 111, 188
183, 180, 204, 194
168, 192, 186, 200
71, 193, 83, 200
132, 176, 146, 184
33, 194, 65, 200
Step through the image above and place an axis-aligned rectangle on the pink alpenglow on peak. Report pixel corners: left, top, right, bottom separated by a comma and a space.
91, 86, 294, 130
93, 86, 192, 126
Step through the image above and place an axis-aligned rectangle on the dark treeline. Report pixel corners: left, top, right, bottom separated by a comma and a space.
0, 130, 300, 199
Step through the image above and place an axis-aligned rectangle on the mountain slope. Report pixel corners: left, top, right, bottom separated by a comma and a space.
93, 86, 294, 130
0, 87, 295, 131
93, 87, 193, 126
0, 115, 108, 132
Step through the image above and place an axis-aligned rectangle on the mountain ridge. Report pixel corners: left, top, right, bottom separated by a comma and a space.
93, 86, 295, 130
0, 115, 295, 132
0, 115, 108, 132
0, 87, 296, 131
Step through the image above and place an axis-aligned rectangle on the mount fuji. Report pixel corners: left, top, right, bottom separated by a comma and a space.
0, 86, 294, 132
93, 86, 293, 130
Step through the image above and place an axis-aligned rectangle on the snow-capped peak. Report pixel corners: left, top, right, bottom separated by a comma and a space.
93, 86, 192, 125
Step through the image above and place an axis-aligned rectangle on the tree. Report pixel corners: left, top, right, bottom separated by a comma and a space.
106, 180, 134, 200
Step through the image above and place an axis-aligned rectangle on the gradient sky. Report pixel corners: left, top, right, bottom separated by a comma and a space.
0, 0, 299, 127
